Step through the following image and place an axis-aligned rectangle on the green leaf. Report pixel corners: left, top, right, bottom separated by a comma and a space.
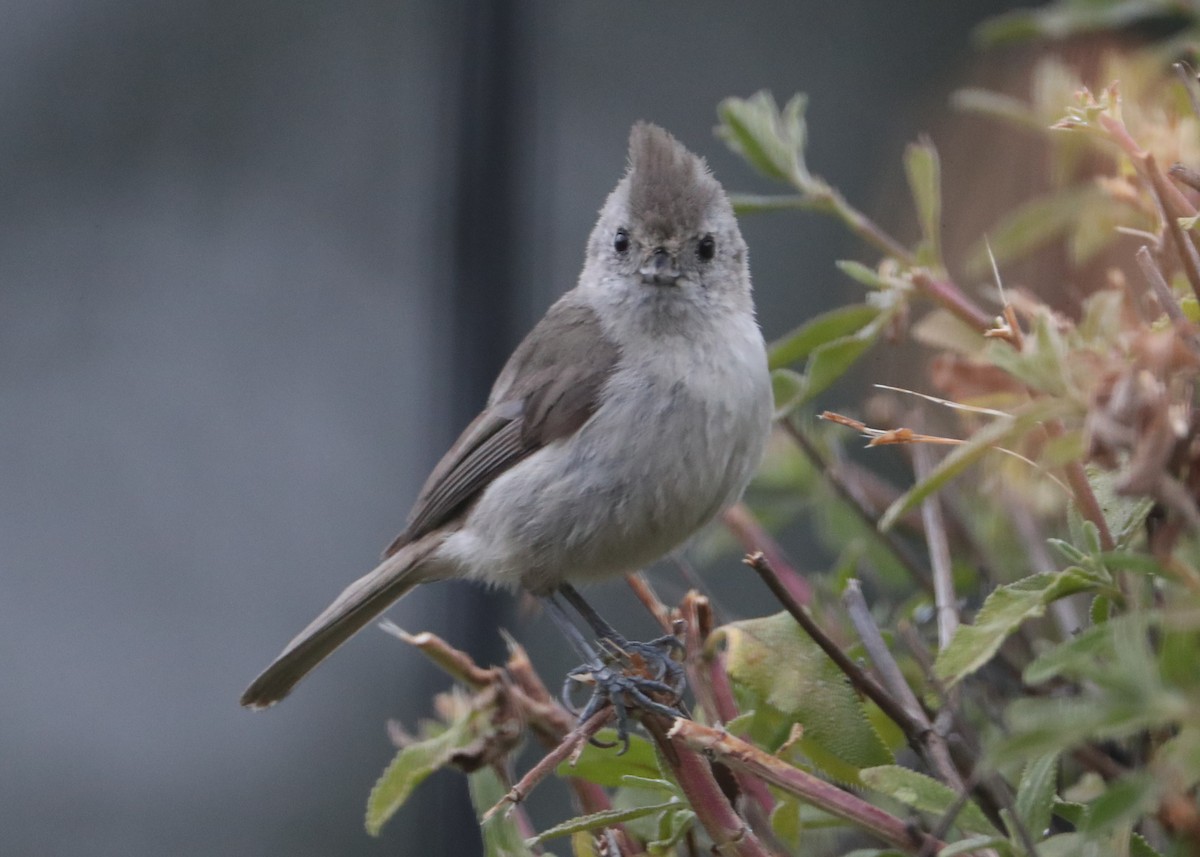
1093, 552, 1163, 577
1000, 692, 1185, 761
717, 611, 893, 783
366, 705, 479, 836
1015, 752, 1060, 839
525, 799, 681, 846
934, 570, 1094, 686
469, 767, 537, 857
984, 311, 1071, 397
879, 398, 1064, 532
1080, 773, 1159, 835
1090, 593, 1114, 625
1023, 612, 1156, 686
716, 91, 811, 187
975, 1, 1175, 45
771, 323, 879, 416
1085, 466, 1156, 549
1130, 831, 1166, 857
836, 259, 888, 289
556, 730, 661, 788
570, 831, 600, 857
904, 139, 942, 268
647, 805, 696, 851
1034, 833, 1090, 857
938, 836, 1015, 857
802, 335, 875, 403
769, 795, 804, 851
964, 185, 1101, 276
1047, 537, 1086, 564
768, 304, 881, 370
771, 368, 808, 418
1052, 799, 1086, 827
952, 87, 1047, 132
859, 765, 997, 835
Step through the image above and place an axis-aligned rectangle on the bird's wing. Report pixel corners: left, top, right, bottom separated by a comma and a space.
384, 299, 619, 555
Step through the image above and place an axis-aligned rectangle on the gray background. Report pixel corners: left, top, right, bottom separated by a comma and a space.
2, 1, 1025, 854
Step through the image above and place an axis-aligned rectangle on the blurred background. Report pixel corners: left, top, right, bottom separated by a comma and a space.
1, 1, 1029, 854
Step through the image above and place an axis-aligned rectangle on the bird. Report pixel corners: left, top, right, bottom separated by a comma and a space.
241, 122, 773, 726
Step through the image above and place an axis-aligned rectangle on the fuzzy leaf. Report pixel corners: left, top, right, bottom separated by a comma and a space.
366, 710, 478, 836
1081, 773, 1159, 835
859, 765, 997, 835
555, 730, 660, 788
984, 311, 1070, 396
1023, 612, 1156, 686
904, 140, 942, 267
964, 185, 1101, 276
716, 91, 811, 187
803, 335, 875, 403
1016, 752, 1060, 839
769, 304, 881, 370
718, 611, 892, 783
836, 259, 889, 289
469, 767, 537, 857
938, 837, 1015, 857
525, 800, 681, 846
910, 308, 987, 356
935, 570, 1094, 686
769, 796, 804, 851
1085, 466, 1156, 548
975, 1, 1173, 45
952, 87, 1046, 131
771, 368, 808, 418
1000, 692, 1186, 760
647, 805, 696, 851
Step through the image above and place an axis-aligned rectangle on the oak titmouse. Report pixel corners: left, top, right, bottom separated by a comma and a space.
241, 122, 773, 709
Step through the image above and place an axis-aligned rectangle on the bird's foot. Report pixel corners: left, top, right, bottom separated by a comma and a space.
561, 634, 686, 753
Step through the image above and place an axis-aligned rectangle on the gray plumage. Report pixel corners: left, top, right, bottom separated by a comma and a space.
240, 122, 772, 709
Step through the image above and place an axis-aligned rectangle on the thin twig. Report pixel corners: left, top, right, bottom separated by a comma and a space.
625, 571, 675, 634
1045, 420, 1116, 551
745, 552, 928, 743
483, 708, 613, 821
911, 270, 995, 333
1168, 162, 1200, 195
1135, 245, 1200, 357
842, 580, 967, 795
913, 445, 959, 650
379, 622, 500, 688
842, 582, 929, 724
722, 503, 813, 605
483, 632, 632, 847
1146, 151, 1200, 304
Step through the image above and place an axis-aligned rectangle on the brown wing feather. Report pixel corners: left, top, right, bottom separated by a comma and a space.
383, 300, 619, 557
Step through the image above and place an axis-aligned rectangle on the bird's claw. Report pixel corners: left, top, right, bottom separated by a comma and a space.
560, 635, 687, 754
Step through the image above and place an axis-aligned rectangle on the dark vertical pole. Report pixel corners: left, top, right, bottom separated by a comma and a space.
446, 2, 524, 639
435, 0, 525, 849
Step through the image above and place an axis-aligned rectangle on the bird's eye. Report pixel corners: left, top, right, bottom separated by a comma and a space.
697, 235, 716, 261
613, 228, 630, 253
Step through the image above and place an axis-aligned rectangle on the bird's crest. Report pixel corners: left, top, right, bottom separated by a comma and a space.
626, 122, 722, 238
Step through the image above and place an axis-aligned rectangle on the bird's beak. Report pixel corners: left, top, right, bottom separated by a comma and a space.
640, 247, 681, 286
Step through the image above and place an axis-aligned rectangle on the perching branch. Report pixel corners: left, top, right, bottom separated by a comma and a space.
669, 719, 954, 855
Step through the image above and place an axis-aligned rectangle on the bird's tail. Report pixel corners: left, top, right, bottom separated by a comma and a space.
240, 532, 446, 709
